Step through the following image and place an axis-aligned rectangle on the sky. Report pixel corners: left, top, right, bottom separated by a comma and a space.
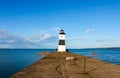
0, 0, 120, 49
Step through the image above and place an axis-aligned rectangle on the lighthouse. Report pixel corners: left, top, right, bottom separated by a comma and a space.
58, 29, 66, 52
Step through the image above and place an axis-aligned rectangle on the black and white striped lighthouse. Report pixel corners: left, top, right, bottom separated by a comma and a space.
58, 29, 66, 52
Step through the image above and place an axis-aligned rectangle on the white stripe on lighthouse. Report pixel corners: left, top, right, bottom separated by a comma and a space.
59, 35, 65, 40
58, 45, 66, 52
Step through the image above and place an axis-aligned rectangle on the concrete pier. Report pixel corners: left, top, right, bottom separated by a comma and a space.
11, 52, 120, 78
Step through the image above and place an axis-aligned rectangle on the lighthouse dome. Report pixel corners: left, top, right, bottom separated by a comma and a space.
59, 29, 65, 34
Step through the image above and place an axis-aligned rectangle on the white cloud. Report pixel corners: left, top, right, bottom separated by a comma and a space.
7, 40, 16, 43
67, 36, 86, 40
0, 29, 8, 34
0, 29, 57, 48
95, 39, 111, 43
0, 29, 8, 38
0, 44, 11, 48
86, 29, 94, 32
40, 34, 51, 40
26, 34, 52, 43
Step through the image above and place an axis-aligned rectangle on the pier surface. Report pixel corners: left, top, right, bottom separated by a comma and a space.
11, 52, 120, 78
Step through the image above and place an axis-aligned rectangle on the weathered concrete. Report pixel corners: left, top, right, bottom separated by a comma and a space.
11, 52, 120, 78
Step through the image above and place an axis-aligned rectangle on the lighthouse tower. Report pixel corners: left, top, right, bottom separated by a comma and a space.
58, 29, 66, 52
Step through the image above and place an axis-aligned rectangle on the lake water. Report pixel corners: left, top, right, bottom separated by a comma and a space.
0, 48, 120, 78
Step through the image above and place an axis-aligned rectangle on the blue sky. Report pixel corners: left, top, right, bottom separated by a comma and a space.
0, 0, 120, 48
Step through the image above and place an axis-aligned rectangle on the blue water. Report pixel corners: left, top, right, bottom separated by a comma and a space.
0, 49, 54, 78
0, 48, 120, 78
69, 48, 120, 65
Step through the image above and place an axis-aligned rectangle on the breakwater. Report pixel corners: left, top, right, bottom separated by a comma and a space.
11, 52, 120, 78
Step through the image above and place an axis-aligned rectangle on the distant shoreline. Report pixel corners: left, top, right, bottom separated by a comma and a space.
0, 47, 120, 49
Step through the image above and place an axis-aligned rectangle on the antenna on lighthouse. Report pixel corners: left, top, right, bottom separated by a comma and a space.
57, 29, 67, 52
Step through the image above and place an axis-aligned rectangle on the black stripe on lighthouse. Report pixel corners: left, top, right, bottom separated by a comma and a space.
59, 40, 65, 45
